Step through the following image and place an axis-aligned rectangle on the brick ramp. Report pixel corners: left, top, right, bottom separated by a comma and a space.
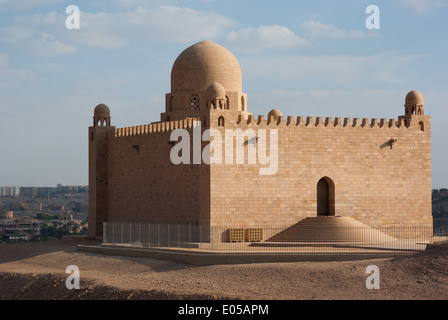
266, 216, 397, 244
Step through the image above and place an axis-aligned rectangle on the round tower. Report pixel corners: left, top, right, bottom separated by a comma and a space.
89, 103, 114, 238
404, 90, 424, 116
93, 103, 111, 126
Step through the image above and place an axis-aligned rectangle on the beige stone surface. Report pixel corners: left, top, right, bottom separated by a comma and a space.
88, 41, 432, 243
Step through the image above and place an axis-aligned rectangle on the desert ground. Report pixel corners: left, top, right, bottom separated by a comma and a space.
0, 236, 447, 300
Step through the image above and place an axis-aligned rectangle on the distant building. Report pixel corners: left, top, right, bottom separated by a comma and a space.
23, 202, 43, 211
58, 212, 73, 221
0, 187, 20, 197
0, 211, 41, 241
20, 187, 37, 198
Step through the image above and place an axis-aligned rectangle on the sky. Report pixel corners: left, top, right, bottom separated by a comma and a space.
0, 0, 447, 188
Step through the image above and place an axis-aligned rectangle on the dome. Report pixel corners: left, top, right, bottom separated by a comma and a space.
94, 103, 110, 118
405, 90, 424, 105
171, 40, 242, 93
268, 108, 283, 119
206, 82, 226, 100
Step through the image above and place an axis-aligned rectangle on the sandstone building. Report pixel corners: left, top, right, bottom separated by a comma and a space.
88, 40, 432, 240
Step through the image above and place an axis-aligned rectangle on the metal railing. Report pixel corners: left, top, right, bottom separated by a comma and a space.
102, 220, 448, 252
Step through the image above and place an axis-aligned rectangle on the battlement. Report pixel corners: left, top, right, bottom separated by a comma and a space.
114, 118, 199, 138
113, 113, 428, 138
237, 114, 427, 130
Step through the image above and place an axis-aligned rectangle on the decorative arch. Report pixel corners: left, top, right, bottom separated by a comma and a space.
317, 176, 335, 216
218, 116, 225, 127
419, 121, 424, 132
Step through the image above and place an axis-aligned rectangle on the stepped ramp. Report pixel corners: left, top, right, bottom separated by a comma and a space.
267, 216, 397, 244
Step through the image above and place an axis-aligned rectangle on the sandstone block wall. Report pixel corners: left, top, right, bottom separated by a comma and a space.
208, 113, 432, 229
89, 112, 432, 239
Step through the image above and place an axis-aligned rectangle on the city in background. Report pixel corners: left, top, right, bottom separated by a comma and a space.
0, 185, 88, 242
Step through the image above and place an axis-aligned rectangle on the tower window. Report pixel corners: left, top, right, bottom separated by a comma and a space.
218, 116, 225, 127
189, 94, 200, 110
419, 121, 424, 132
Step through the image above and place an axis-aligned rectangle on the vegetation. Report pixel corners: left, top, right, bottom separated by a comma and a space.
37, 221, 87, 241
34, 213, 59, 220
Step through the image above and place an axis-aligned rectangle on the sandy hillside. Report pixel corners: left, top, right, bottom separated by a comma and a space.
0, 236, 447, 300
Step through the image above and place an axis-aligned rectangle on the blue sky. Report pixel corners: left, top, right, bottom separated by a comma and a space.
0, 0, 447, 188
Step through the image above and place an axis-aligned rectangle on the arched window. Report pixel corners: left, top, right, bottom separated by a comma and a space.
189, 94, 200, 110
317, 177, 335, 216
226, 96, 230, 110
419, 121, 424, 132
218, 116, 225, 127
241, 96, 245, 111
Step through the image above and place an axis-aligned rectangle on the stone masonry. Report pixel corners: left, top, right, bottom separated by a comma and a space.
88, 41, 432, 240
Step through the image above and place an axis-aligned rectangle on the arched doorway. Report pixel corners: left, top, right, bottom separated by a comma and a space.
317, 177, 335, 216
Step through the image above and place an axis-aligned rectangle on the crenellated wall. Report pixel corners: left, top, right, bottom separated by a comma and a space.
93, 110, 431, 235
114, 118, 198, 137
207, 112, 431, 229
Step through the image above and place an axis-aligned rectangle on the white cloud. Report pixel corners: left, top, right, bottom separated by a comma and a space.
0, 26, 77, 57
0, 6, 235, 55
225, 25, 306, 53
301, 21, 364, 39
242, 52, 422, 87
128, 6, 235, 43
0, 0, 62, 11
393, 0, 448, 13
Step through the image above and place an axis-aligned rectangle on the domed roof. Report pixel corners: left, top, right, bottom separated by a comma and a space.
405, 90, 424, 105
171, 40, 242, 93
206, 82, 226, 99
94, 103, 110, 118
268, 108, 283, 119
